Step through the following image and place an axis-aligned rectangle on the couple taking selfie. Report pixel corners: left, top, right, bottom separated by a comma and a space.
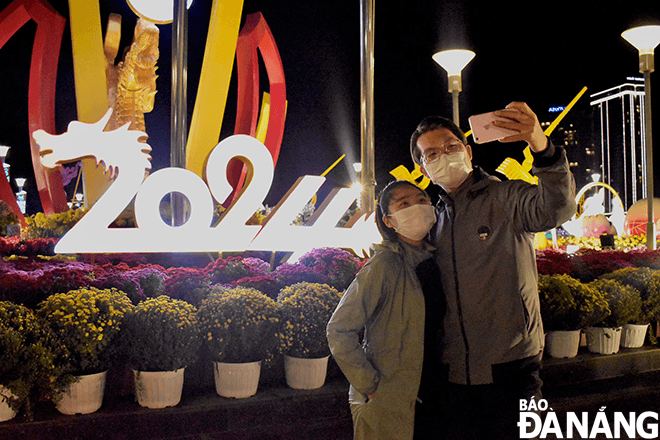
327, 102, 577, 440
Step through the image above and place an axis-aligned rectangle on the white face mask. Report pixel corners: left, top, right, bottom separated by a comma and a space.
389, 204, 436, 241
424, 151, 472, 192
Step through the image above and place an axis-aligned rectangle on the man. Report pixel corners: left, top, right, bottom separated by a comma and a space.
410, 102, 576, 439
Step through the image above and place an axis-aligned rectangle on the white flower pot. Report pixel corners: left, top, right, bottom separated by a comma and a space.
284, 355, 329, 390
545, 330, 581, 358
621, 323, 650, 349
585, 327, 622, 355
56, 371, 107, 415
0, 386, 17, 422
133, 368, 185, 409
213, 361, 261, 399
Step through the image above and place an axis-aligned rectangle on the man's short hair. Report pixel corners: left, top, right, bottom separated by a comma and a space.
410, 116, 467, 166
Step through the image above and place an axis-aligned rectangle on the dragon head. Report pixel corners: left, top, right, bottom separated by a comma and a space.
34, 108, 152, 178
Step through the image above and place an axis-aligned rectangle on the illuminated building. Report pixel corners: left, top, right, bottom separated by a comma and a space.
589, 79, 647, 210
540, 105, 598, 195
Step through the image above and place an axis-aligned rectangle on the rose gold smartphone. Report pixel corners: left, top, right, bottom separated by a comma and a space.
468, 111, 519, 144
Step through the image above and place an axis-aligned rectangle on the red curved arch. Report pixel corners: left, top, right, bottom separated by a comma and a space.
0, 0, 68, 218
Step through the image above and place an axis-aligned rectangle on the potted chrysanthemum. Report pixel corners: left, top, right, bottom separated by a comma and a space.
121, 296, 201, 408
538, 274, 608, 358
37, 287, 133, 414
0, 301, 73, 421
197, 286, 280, 398
277, 282, 341, 389
597, 268, 657, 349
585, 278, 643, 354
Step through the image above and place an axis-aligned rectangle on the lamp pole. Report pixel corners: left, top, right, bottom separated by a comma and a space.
171, 0, 189, 226
622, 25, 660, 250
432, 49, 475, 126
359, 0, 375, 213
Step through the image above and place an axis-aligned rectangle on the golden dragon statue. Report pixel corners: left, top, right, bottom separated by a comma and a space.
105, 15, 159, 133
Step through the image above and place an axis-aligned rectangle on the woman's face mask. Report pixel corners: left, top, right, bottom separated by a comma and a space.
389, 203, 436, 241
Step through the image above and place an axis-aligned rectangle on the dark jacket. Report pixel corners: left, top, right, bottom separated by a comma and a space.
432, 140, 576, 385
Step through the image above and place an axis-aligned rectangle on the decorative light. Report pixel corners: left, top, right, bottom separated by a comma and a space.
622, 24, 660, 250
126, 0, 194, 24
432, 49, 475, 125
351, 181, 363, 194
566, 245, 580, 254
353, 162, 363, 173
15, 178, 26, 190
591, 173, 601, 182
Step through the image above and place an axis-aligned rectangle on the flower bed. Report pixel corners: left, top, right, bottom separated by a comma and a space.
0, 245, 362, 420
3, 239, 660, 420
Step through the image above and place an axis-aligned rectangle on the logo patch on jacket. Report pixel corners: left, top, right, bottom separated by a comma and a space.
477, 225, 491, 240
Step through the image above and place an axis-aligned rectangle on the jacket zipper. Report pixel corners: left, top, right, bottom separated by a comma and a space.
449, 204, 471, 385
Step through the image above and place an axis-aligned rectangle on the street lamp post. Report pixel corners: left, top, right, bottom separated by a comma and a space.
15, 178, 26, 214
622, 25, 660, 250
432, 49, 475, 126
0, 146, 10, 182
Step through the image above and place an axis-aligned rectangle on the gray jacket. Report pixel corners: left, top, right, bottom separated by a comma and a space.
327, 240, 433, 440
433, 140, 576, 385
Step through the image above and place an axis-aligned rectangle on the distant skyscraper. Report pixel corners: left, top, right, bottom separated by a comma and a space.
540, 104, 598, 196
589, 79, 647, 210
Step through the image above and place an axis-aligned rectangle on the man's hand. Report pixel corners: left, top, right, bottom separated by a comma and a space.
492, 102, 548, 153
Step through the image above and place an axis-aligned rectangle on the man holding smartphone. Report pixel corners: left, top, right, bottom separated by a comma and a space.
409, 102, 576, 439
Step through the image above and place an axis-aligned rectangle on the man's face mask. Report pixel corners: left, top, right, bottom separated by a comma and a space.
423, 150, 472, 192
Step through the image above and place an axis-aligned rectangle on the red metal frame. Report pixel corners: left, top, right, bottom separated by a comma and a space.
0, 0, 68, 218
227, 12, 286, 204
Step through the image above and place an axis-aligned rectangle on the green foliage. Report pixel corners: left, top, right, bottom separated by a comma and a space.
37, 287, 133, 375
538, 274, 609, 331
121, 296, 201, 371
197, 286, 280, 363
277, 282, 341, 358
600, 267, 660, 323
0, 301, 73, 420
588, 278, 643, 327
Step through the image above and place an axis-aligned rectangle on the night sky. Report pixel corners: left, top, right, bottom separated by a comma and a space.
1, 0, 660, 214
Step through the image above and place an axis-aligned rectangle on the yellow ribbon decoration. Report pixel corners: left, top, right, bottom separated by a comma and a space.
186, 0, 245, 179
496, 86, 588, 185
68, 0, 113, 207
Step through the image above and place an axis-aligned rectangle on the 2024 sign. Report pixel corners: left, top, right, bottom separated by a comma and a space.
34, 109, 378, 258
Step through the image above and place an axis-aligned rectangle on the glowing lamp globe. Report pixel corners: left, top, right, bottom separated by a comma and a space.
126, 0, 194, 24
621, 25, 660, 55
432, 49, 476, 76
624, 198, 660, 237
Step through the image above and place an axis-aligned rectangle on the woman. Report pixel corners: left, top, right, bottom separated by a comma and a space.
327, 180, 443, 440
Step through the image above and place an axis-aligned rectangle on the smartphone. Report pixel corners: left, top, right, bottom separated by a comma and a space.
468, 111, 519, 144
